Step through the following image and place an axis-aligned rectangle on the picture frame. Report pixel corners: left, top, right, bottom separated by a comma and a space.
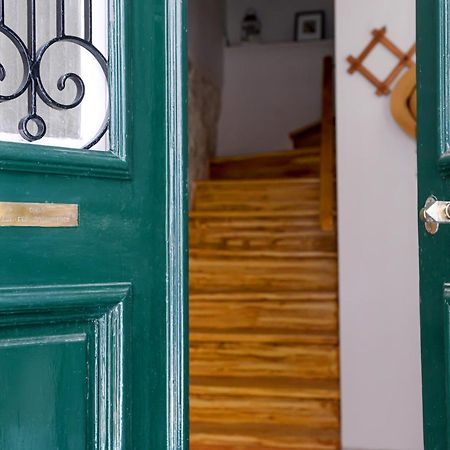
295, 11, 325, 42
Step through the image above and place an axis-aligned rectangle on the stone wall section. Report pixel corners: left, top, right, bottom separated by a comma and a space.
188, 61, 221, 207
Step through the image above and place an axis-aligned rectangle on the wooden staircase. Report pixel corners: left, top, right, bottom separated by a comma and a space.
190, 56, 339, 450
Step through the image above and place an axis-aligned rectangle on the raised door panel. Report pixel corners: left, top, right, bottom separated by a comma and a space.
0, 283, 130, 449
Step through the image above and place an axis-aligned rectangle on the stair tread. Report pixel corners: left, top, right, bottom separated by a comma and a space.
190, 229, 335, 238
191, 388, 340, 429
191, 422, 340, 450
210, 147, 321, 164
191, 376, 339, 400
210, 147, 321, 181
190, 328, 338, 345
191, 297, 337, 332
195, 178, 321, 209
191, 238, 335, 252
190, 248, 337, 259
190, 291, 338, 302
190, 255, 338, 265
190, 257, 337, 293
190, 230, 335, 237
190, 209, 323, 219
190, 215, 325, 225
190, 230, 336, 249
194, 203, 320, 213
196, 178, 320, 187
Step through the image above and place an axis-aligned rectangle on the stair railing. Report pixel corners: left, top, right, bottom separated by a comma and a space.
319, 56, 336, 232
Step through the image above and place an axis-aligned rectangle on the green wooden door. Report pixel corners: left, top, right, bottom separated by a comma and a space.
0, 1, 187, 449
418, 0, 450, 447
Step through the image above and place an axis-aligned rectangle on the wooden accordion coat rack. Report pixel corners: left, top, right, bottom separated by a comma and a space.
347, 27, 417, 138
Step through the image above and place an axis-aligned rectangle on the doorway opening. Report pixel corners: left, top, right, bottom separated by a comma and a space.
188, 1, 338, 448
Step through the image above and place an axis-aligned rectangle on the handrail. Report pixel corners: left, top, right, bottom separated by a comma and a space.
319, 56, 336, 232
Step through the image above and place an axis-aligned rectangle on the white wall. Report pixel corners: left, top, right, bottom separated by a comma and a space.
226, 0, 334, 45
217, 40, 334, 156
336, 1, 422, 449
188, 0, 225, 87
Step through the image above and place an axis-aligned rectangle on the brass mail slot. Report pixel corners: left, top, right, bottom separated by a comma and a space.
0, 202, 79, 228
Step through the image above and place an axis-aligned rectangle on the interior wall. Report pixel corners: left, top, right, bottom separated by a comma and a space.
335, 1, 422, 449
188, 0, 225, 87
217, 40, 333, 156
226, 0, 334, 45
188, 0, 225, 204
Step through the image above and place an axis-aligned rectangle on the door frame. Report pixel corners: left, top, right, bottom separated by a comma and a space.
165, 0, 188, 448
417, 0, 448, 446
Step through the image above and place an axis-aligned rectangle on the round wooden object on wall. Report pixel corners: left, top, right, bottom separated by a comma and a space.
390, 67, 417, 139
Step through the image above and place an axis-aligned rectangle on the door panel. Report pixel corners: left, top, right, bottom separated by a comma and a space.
418, 0, 450, 447
0, 284, 129, 449
0, 0, 187, 449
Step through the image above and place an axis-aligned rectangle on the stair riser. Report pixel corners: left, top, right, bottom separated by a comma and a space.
196, 178, 320, 187
191, 395, 339, 428
196, 179, 320, 190
190, 249, 336, 259
196, 187, 319, 200
211, 165, 320, 180
191, 444, 337, 450
190, 332, 338, 346
194, 199, 320, 213
190, 433, 339, 450
190, 231, 336, 253
194, 183, 320, 212
190, 342, 339, 379
210, 150, 321, 181
190, 259, 337, 292
190, 301, 337, 332
190, 217, 324, 236
190, 379, 340, 400
190, 292, 337, 303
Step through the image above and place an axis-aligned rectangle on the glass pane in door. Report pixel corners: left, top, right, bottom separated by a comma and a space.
0, 0, 109, 150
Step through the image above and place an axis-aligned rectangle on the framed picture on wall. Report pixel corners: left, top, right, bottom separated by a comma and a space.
295, 11, 325, 42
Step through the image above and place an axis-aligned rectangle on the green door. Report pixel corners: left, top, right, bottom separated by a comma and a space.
418, 0, 450, 447
0, 1, 187, 449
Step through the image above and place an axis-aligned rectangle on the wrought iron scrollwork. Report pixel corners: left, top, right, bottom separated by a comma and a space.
0, 0, 109, 149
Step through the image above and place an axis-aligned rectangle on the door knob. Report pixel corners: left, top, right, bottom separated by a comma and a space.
420, 196, 450, 235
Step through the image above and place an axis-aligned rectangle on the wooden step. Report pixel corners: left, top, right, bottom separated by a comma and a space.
194, 177, 320, 187
290, 121, 322, 148
190, 291, 338, 303
191, 376, 339, 401
194, 178, 320, 212
190, 329, 338, 346
190, 248, 336, 260
190, 216, 326, 250
210, 147, 321, 180
190, 257, 337, 292
190, 297, 337, 332
191, 393, 339, 428
191, 423, 340, 450
190, 209, 322, 219
190, 339, 339, 379
190, 149, 340, 446
190, 226, 337, 253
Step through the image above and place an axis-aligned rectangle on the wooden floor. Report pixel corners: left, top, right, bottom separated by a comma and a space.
190, 148, 340, 449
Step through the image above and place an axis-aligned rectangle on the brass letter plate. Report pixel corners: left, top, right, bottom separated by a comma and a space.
0, 202, 78, 227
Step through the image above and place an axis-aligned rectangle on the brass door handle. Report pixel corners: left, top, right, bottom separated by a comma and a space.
420, 196, 450, 235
